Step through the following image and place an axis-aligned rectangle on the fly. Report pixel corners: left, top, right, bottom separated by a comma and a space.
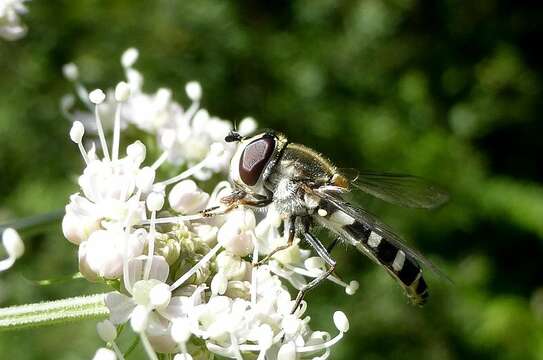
206, 130, 448, 311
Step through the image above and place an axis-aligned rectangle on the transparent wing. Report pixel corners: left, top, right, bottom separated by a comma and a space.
339, 169, 449, 209
316, 189, 452, 282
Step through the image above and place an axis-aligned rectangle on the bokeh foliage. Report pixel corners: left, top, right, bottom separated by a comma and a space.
1, 1, 542, 359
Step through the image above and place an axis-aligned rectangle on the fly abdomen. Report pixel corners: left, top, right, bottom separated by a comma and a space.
314, 200, 429, 305
347, 223, 428, 305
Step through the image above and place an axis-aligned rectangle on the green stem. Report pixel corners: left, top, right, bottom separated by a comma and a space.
0, 210, 63, 232
124, 335, 140, 358
0, 293, 109, 331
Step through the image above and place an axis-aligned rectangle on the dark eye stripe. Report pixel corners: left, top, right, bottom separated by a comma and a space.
239, 137, 275, 186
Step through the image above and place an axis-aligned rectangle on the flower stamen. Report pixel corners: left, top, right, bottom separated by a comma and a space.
89, 89, 111, 161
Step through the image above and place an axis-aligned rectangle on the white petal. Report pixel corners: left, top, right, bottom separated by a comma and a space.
127, 255, 169, 286
92, 347, 116, 360
171, 318, 192, 343
104, 292, 136, 325
96, 319, 117, 342
277, 342, 296, 360
333, 311, 349, 333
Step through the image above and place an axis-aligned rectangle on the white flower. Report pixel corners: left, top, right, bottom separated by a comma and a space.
58, 48, 354, 359
217, 208, 256, 257
79, 228, 145, 280
63, 145, 149, 243
0, 0, 28, 41
123, 88, 182, 133
62, 194, 102, 245
105, 255, 204, 354
63, 48, 249, 182
168, 180, 210, 214
215, 251, 251, 281
191, 224, 218, 245
198, 266, 347, 359
61, 88, 119, 136
0, 228, 24, 272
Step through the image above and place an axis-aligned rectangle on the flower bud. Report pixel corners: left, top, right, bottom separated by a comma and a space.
126, 140, 146, 164
96, 319, 117, 343
147, 191, 165, 212
333, 311, 349, 333
121, 48, 139, 68
168, 180, 209, 213
92, 348, 116, 360
155, 235, 181, 265
69, 121, 85, 143
115, 81, 131, 102
62, 63, 79, 81
185, 81, 202, 101
89, 89, 106, 105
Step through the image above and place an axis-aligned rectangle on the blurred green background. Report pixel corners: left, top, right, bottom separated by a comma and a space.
1, 1, 543, 359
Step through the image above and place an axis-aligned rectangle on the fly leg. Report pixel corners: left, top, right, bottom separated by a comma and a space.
200, 191, 271, 218
326, 236, 345, 280
292, 231, 336, 313
327, 237, 341, 254
256, 216, 296, 266
197, 190, 247, 218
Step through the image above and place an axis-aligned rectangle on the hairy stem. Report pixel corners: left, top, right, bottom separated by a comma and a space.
0, 293, 109, 331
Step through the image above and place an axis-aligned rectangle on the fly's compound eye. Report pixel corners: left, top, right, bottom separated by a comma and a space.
239, 136, 276, 186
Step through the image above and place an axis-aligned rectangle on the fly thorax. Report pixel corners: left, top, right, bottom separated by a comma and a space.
273, 178, 308, 216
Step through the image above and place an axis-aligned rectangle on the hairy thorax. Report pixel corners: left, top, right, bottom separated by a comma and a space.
265, 143, 336, 217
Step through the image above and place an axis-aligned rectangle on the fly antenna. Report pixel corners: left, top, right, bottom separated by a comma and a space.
225, 130, 242, 143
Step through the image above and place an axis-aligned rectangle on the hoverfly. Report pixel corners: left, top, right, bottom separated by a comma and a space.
211, 130, 448, 310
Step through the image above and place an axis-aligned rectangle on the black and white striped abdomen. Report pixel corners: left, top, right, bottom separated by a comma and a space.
314, 199, 429, 305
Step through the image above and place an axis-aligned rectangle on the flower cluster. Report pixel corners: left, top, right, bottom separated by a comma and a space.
62, 48, 256, 181
62, 49, 356, 359
0, 0, 28, 41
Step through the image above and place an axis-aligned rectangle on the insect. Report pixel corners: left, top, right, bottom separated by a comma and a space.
214, 129, 448, 310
